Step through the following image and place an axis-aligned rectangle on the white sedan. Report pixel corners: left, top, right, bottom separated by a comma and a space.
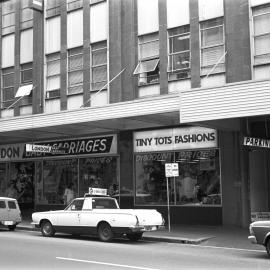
32, 193, 164, 242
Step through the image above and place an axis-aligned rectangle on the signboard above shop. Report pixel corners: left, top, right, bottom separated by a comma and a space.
134, 127, 218, 153
0, 134, 117, 161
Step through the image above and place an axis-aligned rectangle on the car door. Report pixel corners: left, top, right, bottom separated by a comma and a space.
56, 199, 83, 233
78, 198, 96, 234
0, 200, 8, 221
7, 200, 21, 223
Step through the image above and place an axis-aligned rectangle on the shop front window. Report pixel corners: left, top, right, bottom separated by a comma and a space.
135, 152, 173, 205
0, 163, 8, 196
9, 162, 34, 204
43, 159, 78, 205
79, 156, 118, 197
135, 149, 221, 206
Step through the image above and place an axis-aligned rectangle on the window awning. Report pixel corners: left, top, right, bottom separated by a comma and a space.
133, 59, 159, 75
15, 84, 33, 98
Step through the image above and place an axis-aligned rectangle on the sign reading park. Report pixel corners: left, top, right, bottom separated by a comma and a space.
134, 127, 218, 153
243, 136, 270, 149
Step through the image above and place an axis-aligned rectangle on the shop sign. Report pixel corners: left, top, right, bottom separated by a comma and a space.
251, 212, 270, 222
243, 137, 270, 149
134, 127, 217, 153
0, 135, 117, 161
165, 163, 179, 177
26, 144, 53, 153
24, 134, 117, 158
0, 144, 24, 161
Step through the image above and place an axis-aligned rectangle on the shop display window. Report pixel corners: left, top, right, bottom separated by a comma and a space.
0, 163, 8, 196
79, 156, 118, 197
9, 162, 34, 204
43, 159, 78, 205
135, 149, 221, 206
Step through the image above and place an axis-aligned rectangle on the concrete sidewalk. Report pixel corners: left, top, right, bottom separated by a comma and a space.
16, 220, 264, 251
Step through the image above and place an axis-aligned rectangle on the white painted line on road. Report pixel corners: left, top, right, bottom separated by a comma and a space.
188, 244, 266, 253
56, 257, 161, 270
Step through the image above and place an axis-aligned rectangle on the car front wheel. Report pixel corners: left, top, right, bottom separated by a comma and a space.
98, 222, 113, 242
126, 232, 143, 241
41, 221, 55, 237
266, 238, 270, 257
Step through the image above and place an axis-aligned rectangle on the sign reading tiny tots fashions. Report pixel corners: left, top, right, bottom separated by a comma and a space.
134, 127, 217, 152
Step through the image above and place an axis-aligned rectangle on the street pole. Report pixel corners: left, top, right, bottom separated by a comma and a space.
166, 177, 171, 232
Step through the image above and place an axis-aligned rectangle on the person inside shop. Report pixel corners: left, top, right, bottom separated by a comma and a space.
63, 182, 75, 205
193, 183, 206, 203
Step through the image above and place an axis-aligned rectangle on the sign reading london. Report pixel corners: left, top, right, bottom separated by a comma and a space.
243, 136, 270, 149
134, 127, 217, 152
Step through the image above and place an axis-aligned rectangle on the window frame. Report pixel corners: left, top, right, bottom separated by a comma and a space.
20, 63, 33, 106
67, 47, 84, 95
252, 5, 270, 66
91, 41, 108, 92
200, 18, 225, 76
1, 0, 15, 35
46, 52, 61, 98
168, 25, 191, 81
135, 33, 160, 85
1, 67, 15, 109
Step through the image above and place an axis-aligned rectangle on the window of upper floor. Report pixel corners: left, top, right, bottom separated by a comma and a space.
20, 63, 33, 105
252, 4, 270, 66
1, 0, 16, 35
90, 0, 106, 5
1, 67, 15, 109
46, 0, 61, 18
68, 47, 83, 95
46, 53, 61, 99
134, 32, 160, 86
200, 17, 226, 76
168, 25, 190, 81
67, 0, 83, 11
20, 0, 33, 29
91, 41, 107, 92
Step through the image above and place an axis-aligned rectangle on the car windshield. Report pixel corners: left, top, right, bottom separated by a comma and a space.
92, 198, 118, 209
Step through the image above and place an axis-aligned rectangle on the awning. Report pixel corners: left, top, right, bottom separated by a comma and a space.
133, 59, 159, 75
15, 84, 33, 98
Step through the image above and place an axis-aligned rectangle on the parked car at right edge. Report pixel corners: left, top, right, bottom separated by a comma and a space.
248, 220, 270, 257
0, 197, 22, 231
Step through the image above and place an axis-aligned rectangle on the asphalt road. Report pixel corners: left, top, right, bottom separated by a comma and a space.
0, 228, 270, 270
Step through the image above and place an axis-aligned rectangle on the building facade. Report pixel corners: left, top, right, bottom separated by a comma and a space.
0, 0, 269, 227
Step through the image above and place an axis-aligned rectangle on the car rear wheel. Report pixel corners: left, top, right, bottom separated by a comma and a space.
266, 238, 270, 257
8, 225, 16, 231
98, 222, 113, 242
126, 232, 143, 241
41, 221, 55, 237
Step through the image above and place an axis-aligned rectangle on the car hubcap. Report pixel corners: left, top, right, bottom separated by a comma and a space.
43, 224, 51, 234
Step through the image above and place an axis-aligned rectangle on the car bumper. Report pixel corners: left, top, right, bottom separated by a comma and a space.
130, 225, 165, 232
31, 222, 40, 228
248, 235, 257, 244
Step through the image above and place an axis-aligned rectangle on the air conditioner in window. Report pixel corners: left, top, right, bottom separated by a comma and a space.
46, 89, 60, 99
139, 73, 147, 85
